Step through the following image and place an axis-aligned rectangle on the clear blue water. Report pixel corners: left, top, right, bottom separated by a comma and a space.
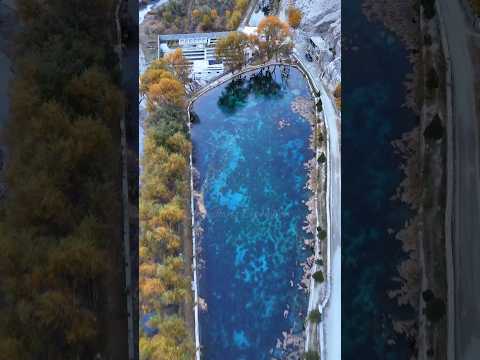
191, 67, 314, 359
342, 1, 418, 359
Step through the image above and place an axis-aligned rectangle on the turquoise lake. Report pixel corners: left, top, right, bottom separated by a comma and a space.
191, 67, 314, 359
342, 0, 417, 358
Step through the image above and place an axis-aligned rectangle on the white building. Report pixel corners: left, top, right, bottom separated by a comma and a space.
158, 28, 258, 82
158, 32, 230, 81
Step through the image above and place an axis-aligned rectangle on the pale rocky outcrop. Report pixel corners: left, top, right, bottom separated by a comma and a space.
287, 0, 341, 89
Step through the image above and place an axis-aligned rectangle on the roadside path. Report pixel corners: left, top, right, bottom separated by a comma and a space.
437, 0, 480, 358
293, 49, 341, 360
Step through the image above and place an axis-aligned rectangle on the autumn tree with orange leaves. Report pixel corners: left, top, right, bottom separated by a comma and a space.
164, 48, 191, 85
139, 51, 194, 359
140, 59, 186, 111
256, 16, 293, 61
287, 6, 303, 29
215, 31, 250, 72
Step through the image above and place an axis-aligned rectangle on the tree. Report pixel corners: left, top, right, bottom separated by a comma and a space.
66, 66, 124, 128
235, 0, 249, 13
423, 114, 444, 140
139, 42, 193, 360
308, 309, 322, 323
164, 49, 191, 84
192, 8, 201, 19
473, 0, 480, 15
1, 0, 126, 358
318, 152, 327, 163
421, 0, 436, 19
227, 10, 242, 30
145, 316, 195, 360
312, 270, 324, 283
201, 12, 213, 30
257, 16, 293, 61
318, 229, 327, 240
426, 67, 439, 94
424, 296, 446, 323
140, 59, 172, 95
148, 78, 185, 109
334, 83, 341, 109
216, 31, 250, 72
287, 6, 303, 29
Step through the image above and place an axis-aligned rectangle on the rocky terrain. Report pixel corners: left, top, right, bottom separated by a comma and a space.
280, 0, 341, 89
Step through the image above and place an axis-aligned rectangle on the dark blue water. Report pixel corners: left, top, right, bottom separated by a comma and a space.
192, 67, 313, 359
342, 1, 418, 359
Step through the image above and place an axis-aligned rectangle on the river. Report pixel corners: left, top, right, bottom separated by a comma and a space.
191, 67, 315, 359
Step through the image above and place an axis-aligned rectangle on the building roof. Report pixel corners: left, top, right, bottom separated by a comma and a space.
159, 31, 230, 41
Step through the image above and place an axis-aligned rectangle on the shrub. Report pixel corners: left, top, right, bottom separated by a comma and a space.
318, 152, 327, 163
318, 132, 324, 143
422, 289, 435, 302
423, 114, 443, 141
316, 98, 323, 112
287, 7, 303, 29
424, 297, 446, 323
312, 270, 324, 283
315, 258, 323, 266
421, 0, 436, 19
308, 309, 322, 323
190, 111, 200, 124
318, 229, 327, 240
426, 67, 439, 91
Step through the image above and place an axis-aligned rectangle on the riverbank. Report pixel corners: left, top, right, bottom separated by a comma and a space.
362, 0, 448, 358
187, 61, 332, 358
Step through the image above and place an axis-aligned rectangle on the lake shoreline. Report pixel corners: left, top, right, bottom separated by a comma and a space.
189, 66, 323, 358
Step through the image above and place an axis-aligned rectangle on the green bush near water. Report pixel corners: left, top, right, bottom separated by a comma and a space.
308, 309, 322, 323
319, 229, 327, 240
312, 270, 324, 283
318, 152, 327, 163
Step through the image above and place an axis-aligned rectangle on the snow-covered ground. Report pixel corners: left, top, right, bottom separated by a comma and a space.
324, 247, 341, 359
280, 0, 340, 89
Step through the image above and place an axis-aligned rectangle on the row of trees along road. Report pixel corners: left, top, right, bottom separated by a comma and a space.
139, 52, 195, 359
0, 0, 129, 359
215, 15, 302, 72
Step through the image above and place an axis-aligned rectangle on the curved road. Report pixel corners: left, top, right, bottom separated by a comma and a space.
293, 49, 341, 360
437, 0, 480, 359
